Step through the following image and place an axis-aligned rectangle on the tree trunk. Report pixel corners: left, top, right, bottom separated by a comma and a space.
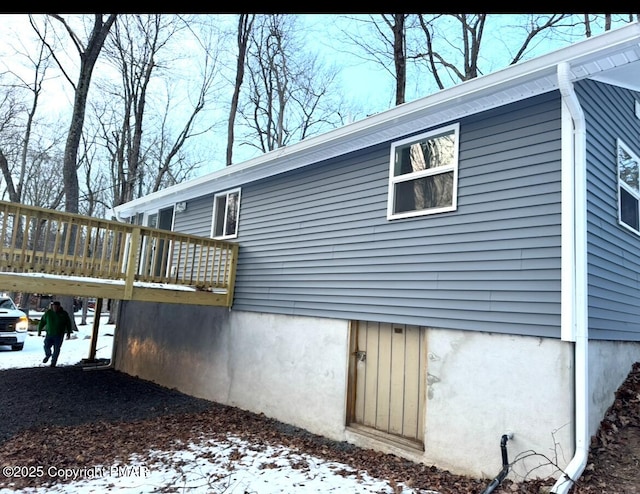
108, 299, 119, 326
391, 14, 406, 106
58, 14, 117, 214
226, 14, 254, 166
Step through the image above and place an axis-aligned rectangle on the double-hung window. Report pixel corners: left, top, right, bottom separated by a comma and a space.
387, 123, 459, 220
618, 139, 640, 234
212, 189, 241, 239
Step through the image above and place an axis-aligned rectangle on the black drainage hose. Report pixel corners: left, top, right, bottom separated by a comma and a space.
481, 433, 512, 494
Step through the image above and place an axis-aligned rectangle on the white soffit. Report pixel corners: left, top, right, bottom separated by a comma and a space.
588, 60, 640, 91
569, 42, 640, 91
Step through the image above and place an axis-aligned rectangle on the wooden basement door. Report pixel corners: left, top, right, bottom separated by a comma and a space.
348, 321, 426, 450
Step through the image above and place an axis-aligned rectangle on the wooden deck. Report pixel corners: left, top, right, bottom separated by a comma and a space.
0, 201, 238, 307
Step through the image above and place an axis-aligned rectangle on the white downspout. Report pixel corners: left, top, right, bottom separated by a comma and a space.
551, 63, 589, 494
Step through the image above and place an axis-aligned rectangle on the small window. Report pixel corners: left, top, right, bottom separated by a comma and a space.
212, 189, 241, 239
128, 213, 144, 225
147, 213, 158, 229
617, 139, 640, 234
387, 123, 459, 220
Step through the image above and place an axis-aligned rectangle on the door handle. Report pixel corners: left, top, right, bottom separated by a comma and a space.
355, 350, 366, 362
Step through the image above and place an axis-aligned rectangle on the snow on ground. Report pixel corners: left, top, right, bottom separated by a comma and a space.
0, 310, 114, 369
0, 312, 435, 494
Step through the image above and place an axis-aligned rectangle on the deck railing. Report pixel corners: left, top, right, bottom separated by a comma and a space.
0, 201, 238, 306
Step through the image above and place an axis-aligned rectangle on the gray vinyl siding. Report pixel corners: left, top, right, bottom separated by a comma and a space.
227, 92, 563, 338
173, 193, 214, 236
579, 79, 640, 341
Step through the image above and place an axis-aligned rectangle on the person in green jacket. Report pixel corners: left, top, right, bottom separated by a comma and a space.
37, 301, 72, 367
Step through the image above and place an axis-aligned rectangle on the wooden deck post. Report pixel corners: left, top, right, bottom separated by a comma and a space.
87, 298, 103, 361
124, 228, 141, 300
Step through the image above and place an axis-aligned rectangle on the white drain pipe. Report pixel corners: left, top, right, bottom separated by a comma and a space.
551, 62, 589, 494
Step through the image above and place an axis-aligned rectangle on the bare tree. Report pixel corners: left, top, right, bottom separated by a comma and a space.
77, 127, 108, 217
584, 13, 640, 37
334, 14, 414, 107
94, 14, 221, 206
30, 14, 116, 215
101, 14, 174, 207
226, 14, 255, 166
18, 144, 65, 209
504, 14, 575, 66
147, 86, 212, 194
0, 33, 61, 206
339, 13, 639, 107
0, 36, 66, 314
386, 14, 408, 105
414, 14, 640, 91
245, 15, 291, 151
27, 14, 116, 326
149, 16, 226, 191
0, 87, 26, 203
415, 14, 487, 89
96, 13, 222, 326
238, 14, 350, 154
365, 14, 410, 105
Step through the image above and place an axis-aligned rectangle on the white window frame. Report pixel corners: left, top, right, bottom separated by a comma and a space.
211, 188, 241, 240
387, 123, 460, 220
147, 212, 157, 228
617, 139, 640, 235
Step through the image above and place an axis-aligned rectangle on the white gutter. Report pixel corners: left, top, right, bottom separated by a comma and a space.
551, 62, 589, 494
108, 206, 125, 223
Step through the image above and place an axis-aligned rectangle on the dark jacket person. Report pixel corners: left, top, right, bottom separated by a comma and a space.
37, 301, 72, 367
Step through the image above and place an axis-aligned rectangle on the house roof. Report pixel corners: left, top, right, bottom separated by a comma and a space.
113, 22, 640, 219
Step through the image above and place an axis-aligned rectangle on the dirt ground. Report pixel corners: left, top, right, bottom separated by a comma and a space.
569, 362, 640, 493
0, 362, 639, 493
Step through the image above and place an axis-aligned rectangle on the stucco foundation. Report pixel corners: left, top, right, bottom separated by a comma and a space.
114, 302, 350, 440
588, 340, 640, 434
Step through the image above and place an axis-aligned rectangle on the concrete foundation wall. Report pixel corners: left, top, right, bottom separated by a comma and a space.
588, 340, 640, 434
114, 303, 350, 440
113, 302, 640, 480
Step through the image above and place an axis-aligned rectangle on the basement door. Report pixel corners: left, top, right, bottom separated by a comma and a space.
348, 321, 426, 450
